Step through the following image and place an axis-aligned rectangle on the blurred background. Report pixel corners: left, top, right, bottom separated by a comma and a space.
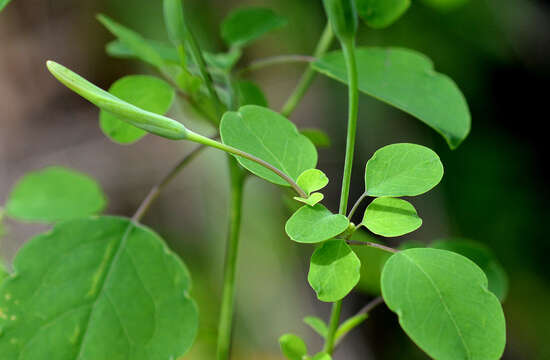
1, 0, 549, 358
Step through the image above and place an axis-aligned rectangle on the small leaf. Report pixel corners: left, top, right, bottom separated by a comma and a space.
203, 49, 242, 72
304, 316, 328, 339
99, 75, 175, 144
285, 204, 349, 244
300, 128, 331, 148
335, 313, 368, 343
106, 40, 180, 64
279, 334, 308, 360
308, 240, 361, 302
352, 231, 392, 295
365, 143, 443, 197
221, 7, 288, 48
0, 217, 198, 359
5, 167, 106, 223
362, 197, 422, 237
220, 105, 317, 186
237, 80, 268, 107
313, 48, 471, 149
311, 353, 332, 360
294, 193, 324, 207
356, 0, 411, 29
0, 0, 12, 12
297, 169, 329, 196
381, 248, 506, 360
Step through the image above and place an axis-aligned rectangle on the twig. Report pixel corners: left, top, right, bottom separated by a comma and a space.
346, 240, 399, 254
237, 55, 316, 75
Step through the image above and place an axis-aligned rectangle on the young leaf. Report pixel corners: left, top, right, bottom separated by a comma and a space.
356, 0, 411, 29
297, 169, 329, 196
285, 204, 349, 244
46, 61, 188, 140
365, 143, 444, 197
237, 80, 268, 107
361, 197, 422, 237
300, 128, 331, 148
0, 0, 11, 12
313, 47, 471, 149
431, 239, 509, 301
311, 353, 332, 360
334, 313, 368, 343
304, 316, 328, 339
5, 167, 106, 223
352, 231, 392, 295
106, 40, 180, 64
381, 248, 506, 360
220, 105, 317, 186
100, 75, 175, 144
221, 7, 288, 48
294, 193, 324, 207
204, 49, 242, 72
0, 217, 198, 359
163, 0, 187, 48
279, 334, 308, 360
309, 240, 361, 302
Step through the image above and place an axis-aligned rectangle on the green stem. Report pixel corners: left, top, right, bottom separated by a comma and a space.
280, 23, 334, 117
323, 301, 343, 353
237, 55, 315, 75
216, 158, 246, 360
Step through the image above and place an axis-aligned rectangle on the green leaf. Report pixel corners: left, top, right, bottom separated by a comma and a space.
381, 248, 506, 360
100, 75, 175, 144
421, 0, 469, 12
303, 316, 328, 339
300, 128, 331, 148
362, 197, 422, 237
313, 47, 471, 149
356, 0, 410, 29
294, 193, 324, 207
311, 353, 332, 360
97, 14, 165, 69
279, 334, 307, 360
0, 260, 8, 285
220, 105, 317, 186
308, 240, 361, 302
5, 167, 106, 223
365, 143, 444, 197
163, 0, 187, 47
236, 80, 268, 107
334, 313, 368, 343
106, 40, 180, 64
0, 216, 198, 359
46, 61, 188, 140
0, 0, 12, 13
285, 204, 349, 244
352, 231, 392, 295
297, 169, 329, 196
431, 239, 509, 302
221, 7, 288, 48
203, 49, 242, 72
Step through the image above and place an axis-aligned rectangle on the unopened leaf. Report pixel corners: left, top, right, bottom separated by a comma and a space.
285, 204, 349, 244
279, 334, 307, 360
356, 0, 410, 28
301, 129, 331, 148
5, 167, 106, 223
294, 193, 324, 207
221, 7, 288, 47
297, 169, 329, 195
308, 240, 361, 302
237, 80, 268, 107
362, 197, 422, 237
365, 143, 443, 197
381, 248, 506, 360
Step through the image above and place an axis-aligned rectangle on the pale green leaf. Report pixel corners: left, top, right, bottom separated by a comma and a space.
221, 7, 288, 47
237, 80, 268, 107
100, 75, 175, 144
293, 193, 324, 207
303, 316, 328, 339
5, 167, 106, 223
106, 40, 180, 64
46, 61, 188, 140
381, 248, 506, 360
356, 0, 410, 28
163, 0, 187, 47
285, 204, 349, 244
204, 49, 242, 72
0, 0, 11, 12
300, 128, 331, 148
335, 313, 368, 343
313, 47, 471, 149
362, 197, 422, 237
0, 217, 198, 359
279, 334, 307, 360
297, 169, 329, 196
308, 240, 361, 302
365, 143, 443, 197
220, 105, 317, 186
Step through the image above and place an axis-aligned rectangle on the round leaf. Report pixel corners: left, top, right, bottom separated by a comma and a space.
279, 334, 307, 360
0, 217, 198, 359
356, 0, 411, 29
381, 248, 506, 360
297, 169, 329, 195
285, 204, 349, 244
5, 167, 106, 223
100, 75, 175, 144
362, 197, 422, 237
221, 7, 288, 48
220, 105, 317, 186
308, 240, 361, 302
365, 143, 444, 197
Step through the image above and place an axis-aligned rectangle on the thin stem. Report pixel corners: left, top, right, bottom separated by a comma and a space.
347, 192, 368, 220
237, 55, 315, 75
216, 158, 246, 360
346, 240, 399, 254
333, 297, 384, 350
323, 301, 343, 353
132, 145, 207, 222
280, 24, 334, 117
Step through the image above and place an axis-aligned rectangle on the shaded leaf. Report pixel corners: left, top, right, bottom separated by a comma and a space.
294, 193, 324, 207
356, 0, 410, 28
362, 197, 422, 237
285, 204, 349, 244
381, 248, 506, 360
5, 167, 106, 223
237, 80, 268, 107
304, 316, 328, 339
421, 0, 470, 12
308, 240, 361, 302
221, 7, 288, 47
297, 169, 329, 195
313, 47, 471, 149
279, 334, 307, 360
300, 128, 331, 148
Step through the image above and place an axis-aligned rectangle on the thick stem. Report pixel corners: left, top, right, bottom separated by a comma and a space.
280, 24, 334, 117
216, 157, 246, 360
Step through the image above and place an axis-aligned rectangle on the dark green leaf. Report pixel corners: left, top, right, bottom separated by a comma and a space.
313, 47, 471, 149
381, 248, 506, 360
279, 334, 307, 360
0, 217, 198, 359
362, 197, 422, 237
285, 204, 349, 244
300, 129, 331, 148
221, 7, 288, 47
5, 167, 106, 223
308, 240, 361, 302
421, 0, 470, 11
304, 316, 328, 339
220, 105, 317, 185
237, 80, 268, 107
356, 0, 410, 28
